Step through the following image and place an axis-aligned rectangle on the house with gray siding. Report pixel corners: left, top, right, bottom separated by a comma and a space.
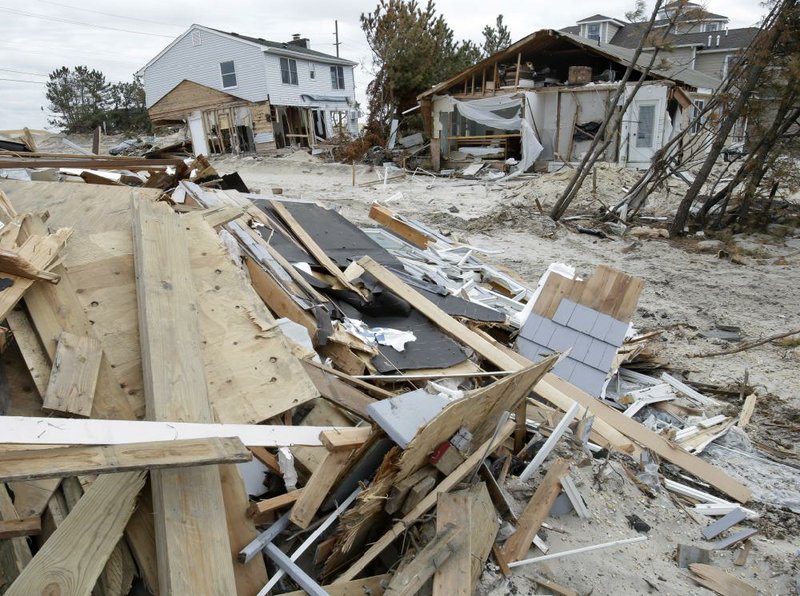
138, 24, 359, 154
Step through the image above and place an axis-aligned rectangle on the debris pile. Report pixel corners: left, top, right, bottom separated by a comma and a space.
0, 158, 794, 595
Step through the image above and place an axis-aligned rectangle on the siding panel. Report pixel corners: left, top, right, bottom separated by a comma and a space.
694, 52, 728, 80
142, 29, 268, 107
264, 52, 356, 107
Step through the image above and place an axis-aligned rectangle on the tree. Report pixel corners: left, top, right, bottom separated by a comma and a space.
44, 66, 150, 134
45, 66, 108, 133
361, 0, 481, 136
482, 15, 511, 57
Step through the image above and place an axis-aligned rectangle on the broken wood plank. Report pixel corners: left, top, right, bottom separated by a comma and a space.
433, 493, 471, 596
385, 466, 438, 515
249, 446, 282, 473
400, 476, 436, 516
0, 437, 251, 482
0, 517, 41, 539
337, 419, 515, 582
6, 309, 50, 397
320, 427, 373, 452
0, 484, 32, 584
132, 196, 236, 594
385, 523, 464, 596
248, 490, 303, 523
368, 203, 433, 249
279, 575, 388, 596
0, 415, 341, 447
289, 448, 351, 529
5, 471, 145, 595
42, 332, 103, 417
737, 394, 757, 428
501, 458, 571, 563
734, 540, 752, 566
689, 563, 757, 596
0, 247, 60, 283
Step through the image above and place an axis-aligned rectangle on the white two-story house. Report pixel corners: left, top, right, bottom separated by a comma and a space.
137, 24, 359, 154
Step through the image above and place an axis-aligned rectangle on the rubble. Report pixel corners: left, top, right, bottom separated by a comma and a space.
0, 149, 797, 596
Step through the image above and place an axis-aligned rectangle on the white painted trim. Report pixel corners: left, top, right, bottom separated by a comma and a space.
508, 536, 647, 568
0, 416, 347, 447
264, 48, 357, 67
518, 402, 580, 481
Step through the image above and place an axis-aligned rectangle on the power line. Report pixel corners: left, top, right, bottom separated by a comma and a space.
35, 0, 186, 29
0, 6, 176, 38
0, 67, 48, 77
0, 77, 46, 84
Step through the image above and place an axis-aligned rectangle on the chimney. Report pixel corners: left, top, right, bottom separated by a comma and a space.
288, 33, 309, 49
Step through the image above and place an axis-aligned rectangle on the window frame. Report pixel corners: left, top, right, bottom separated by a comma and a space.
219, 60, 237, 89
586, 23, 601, 42
691, 99, 706, 134
309, 63, 316, 80
704, 22, 719, 32
330, 65, 345, 90
280, 57, 298, 85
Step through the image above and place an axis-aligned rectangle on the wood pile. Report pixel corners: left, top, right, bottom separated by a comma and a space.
0, 172, 756, 595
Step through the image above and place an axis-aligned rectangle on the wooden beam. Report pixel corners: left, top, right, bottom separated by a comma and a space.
356, 256, 751, 503
0, 517, 41, 539
368, 203, 433, 249
280, 575, 388, 596
0, 416, 342, 447
290, 448, 351, 529
0, 247, 60, 283
248, 489, 303, 523
0, 437, 251, 482
433, 493, 471, 596
337, 419, 515, 582
320, 427, 373, 452
385, 524, 464, 596
5, 471, 145, 595
0, 484, 32, 583
301, 361, 377, 420
500, 458, 570, 563
132, 197, 236, 594
42, 332, 102, 417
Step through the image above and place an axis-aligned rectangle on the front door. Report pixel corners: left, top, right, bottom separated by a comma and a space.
628, 100, 658, 164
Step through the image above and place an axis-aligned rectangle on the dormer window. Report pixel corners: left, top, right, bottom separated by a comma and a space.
587, 23, 601, 42
704, 23, 719, 32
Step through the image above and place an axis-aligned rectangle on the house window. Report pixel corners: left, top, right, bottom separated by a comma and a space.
331, 66, 345, 90
587, 23, 601, 42
191, 30, 202, 46
280, 57, 298, 85
220, 61, 237, 88
691, 100, 705, 134
704, 23, 719, 32
309, 64, 316, 80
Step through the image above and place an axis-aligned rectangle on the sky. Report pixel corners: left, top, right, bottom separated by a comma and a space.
0, 0, 766, 131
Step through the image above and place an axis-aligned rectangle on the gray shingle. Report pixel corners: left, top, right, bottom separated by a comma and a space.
553, 299, 577, 325
550, 327, 581, 352
588, 314, 613, 341
571, 334, 593, 361
569, 304, 599, 334
553, 357, 577, 380
605, 319, 629, 345
533, 318, 559, 345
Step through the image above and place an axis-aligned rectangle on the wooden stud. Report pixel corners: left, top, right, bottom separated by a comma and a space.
0, 437, 251, 482
290, 448, 351, 529
385, 523, 464, 596
42, 332, 103, 417
0, 484, 32, 583
368, 203, 433, 249
501, 458, 570, 562
320, 427, 373, 452
0, 517, 41, 539
248, 490, 303, 523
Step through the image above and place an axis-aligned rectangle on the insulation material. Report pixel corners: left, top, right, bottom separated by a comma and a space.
435, 94, 543, 172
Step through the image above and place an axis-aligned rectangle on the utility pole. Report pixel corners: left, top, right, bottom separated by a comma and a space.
333, 20, 341, 57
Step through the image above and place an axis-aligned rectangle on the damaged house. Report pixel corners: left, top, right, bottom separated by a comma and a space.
417, 29, 721, 171
137, 24, 359, 154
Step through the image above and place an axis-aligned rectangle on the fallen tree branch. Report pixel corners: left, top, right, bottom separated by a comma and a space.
689, 328, 800, 358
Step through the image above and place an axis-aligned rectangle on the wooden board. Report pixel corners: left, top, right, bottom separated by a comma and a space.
248, 489, 303, 523
5, 471, 145, 595
357, 257, 751, 503
432, 493, 471, 596
0, 484, 32, 585
689, 563, 757, 596
0, 437, 251, 481
290, 448, 352, 529
500, 458, 570, 563
42, 331, 102, 417
280, 574, 388, 596
368, 203, 433, 249
320, 427, 373, 451
132, 197, 236, 594
385, 524, 463, 596
0, 517, 41, 539
6, 309, 50, 397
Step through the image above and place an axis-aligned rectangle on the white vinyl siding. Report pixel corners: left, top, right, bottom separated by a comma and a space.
280, 58, 298, 85
694, 51, 729, 80
141, 27, 268, 107
220, 61, 237, 88
264, 52, 356, 106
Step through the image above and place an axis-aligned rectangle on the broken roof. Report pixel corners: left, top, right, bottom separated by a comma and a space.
418, 29, 720, 100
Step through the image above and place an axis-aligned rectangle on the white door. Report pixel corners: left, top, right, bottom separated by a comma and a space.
188, 110, 209, 156
628, 100, 658, 164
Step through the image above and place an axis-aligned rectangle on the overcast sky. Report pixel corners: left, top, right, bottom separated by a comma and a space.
0, 0, 765, 132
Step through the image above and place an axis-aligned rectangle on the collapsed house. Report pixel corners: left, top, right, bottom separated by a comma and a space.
417, 29, 721, 172
138, 24, 360, 154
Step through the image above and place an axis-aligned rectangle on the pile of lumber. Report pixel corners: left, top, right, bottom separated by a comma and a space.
0, 175, 753, 595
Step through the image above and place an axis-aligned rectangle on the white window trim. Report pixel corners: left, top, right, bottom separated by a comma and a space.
330, 65, 345, 90
280, 57, 299, 86
219, 60, 238, 90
